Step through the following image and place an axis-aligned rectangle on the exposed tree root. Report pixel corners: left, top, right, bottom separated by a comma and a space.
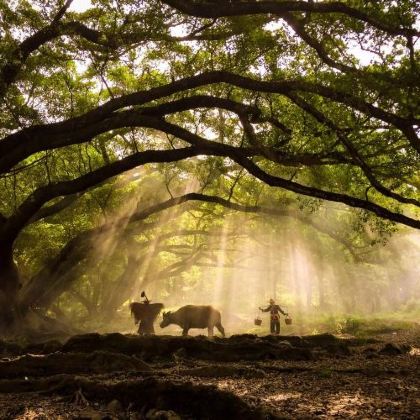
179, 364, 266, 378
1, 333, 376, 359
0, 350, 151, 378
0, 375, 272, 419
70, 387, 90, 407
61, 333, 314, 361
0, 332, 417, 419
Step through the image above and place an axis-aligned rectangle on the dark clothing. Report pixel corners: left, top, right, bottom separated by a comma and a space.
138, 318, 154, 335
130, 302, 164, 335
271, 318, 280, 334
261, 304, 287, 335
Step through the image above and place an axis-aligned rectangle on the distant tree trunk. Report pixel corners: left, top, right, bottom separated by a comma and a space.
306, 284, 312, 308
101, 255, 143, 321
370, 292, 381, 313
68, 289, 98, 318
293, 274, 305, 310
0, 242, 22, 333
272, 272, 277, 300
318, 274, 326, 309
18, 233, 94, 312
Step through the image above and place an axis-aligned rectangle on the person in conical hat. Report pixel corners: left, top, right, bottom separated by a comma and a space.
130, 291, 163, 335
259, 298, 288, 335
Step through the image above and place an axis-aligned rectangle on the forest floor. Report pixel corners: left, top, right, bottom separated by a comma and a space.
0, 327, 418, 419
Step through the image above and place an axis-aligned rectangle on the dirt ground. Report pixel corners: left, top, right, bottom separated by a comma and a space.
0, 328, 418, 419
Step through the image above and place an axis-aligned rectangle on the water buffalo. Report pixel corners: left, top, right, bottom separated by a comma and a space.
160, 305, 225, 337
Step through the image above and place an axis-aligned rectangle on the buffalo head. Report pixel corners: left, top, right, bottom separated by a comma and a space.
160, 311, 172, 328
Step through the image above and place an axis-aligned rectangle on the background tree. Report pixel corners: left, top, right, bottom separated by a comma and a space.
0, 0, 418, 334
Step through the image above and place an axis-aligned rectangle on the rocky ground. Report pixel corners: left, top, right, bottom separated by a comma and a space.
0, 328, 418, 419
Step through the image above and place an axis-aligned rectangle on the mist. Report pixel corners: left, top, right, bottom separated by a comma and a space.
45, 170, 420, 337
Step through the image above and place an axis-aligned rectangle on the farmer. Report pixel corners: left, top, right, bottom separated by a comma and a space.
141, 290, 150, 304
259, 299, 288, 335
130, 291, 163, 335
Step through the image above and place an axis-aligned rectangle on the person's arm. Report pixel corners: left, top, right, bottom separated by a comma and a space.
278, 305, 288, 316
260, 305, 271, 312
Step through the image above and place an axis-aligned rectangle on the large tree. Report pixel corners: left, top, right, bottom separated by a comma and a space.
0, 0, 418, 333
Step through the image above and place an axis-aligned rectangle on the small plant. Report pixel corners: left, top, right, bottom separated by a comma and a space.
317, 368, 333, 378
342, 317, 363, 334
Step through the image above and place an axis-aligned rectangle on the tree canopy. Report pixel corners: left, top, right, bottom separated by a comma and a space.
0, 0, 418, 332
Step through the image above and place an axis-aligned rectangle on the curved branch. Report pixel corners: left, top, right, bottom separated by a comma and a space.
230, 155, 420, 229
3, 112, 418, 246
5, 0, 414, 102
2, 69, 416, 174
28, 194, 81, 224
282, 12, 357, 74
162, 0, 419, 37
0, 19, 108, 99
0, 17, 167, 99
2, 147, 212, 243
146, 192, 360, 260
286, 93, 420, 208
124, 119, 420, 229
72, 116, 420, 229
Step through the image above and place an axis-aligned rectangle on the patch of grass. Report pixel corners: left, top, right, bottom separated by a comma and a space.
355, 319, 415, 336
230, 309, 419, 338
337, 316, 364, 335
281, 312, 418, 338
316, 368, 333, 378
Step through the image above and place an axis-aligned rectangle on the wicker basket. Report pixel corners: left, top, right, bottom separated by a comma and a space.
285, 317, 292, 325
254, 317, 262, 326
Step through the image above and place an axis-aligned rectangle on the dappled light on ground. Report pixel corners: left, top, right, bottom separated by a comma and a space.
0, 330, 418, 418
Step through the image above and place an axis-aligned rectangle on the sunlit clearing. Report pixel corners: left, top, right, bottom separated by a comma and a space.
127, 174, 201, 302
290, 244, 313, 311
212, 220, 229, 309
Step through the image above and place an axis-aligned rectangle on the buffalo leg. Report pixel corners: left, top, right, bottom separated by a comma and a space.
216, 322, 225, 337
182, 327, 189, 336
208, 326, 214, 337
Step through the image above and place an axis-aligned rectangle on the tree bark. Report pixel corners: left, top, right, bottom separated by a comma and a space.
0, 242, 22, 333
18, 233, 93, 312
101, 255, 144, 322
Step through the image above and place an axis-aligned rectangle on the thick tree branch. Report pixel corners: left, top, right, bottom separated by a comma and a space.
286, 93, 420, 208
3, 114, 418, 250
1, 147, 214, 243
282, 12, 357, 74
162, 0, 419, 37
28, 194, 81, 224
230, 155, 420, 229
2, 69, 416, 175
123, 119, 420, 229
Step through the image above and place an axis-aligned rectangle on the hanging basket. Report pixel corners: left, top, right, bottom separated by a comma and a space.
285, 317, 292, 325
254, 317, 262, 326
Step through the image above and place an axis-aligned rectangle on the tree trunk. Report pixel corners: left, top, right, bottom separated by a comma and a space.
318, 274, 326, 310
18, 233, 93, 312
306, 284, 312, 308
101, 255, 143, 322
0, 243, 22, 334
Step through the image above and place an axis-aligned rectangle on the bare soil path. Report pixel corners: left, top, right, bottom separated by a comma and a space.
0, 328, 418, 419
